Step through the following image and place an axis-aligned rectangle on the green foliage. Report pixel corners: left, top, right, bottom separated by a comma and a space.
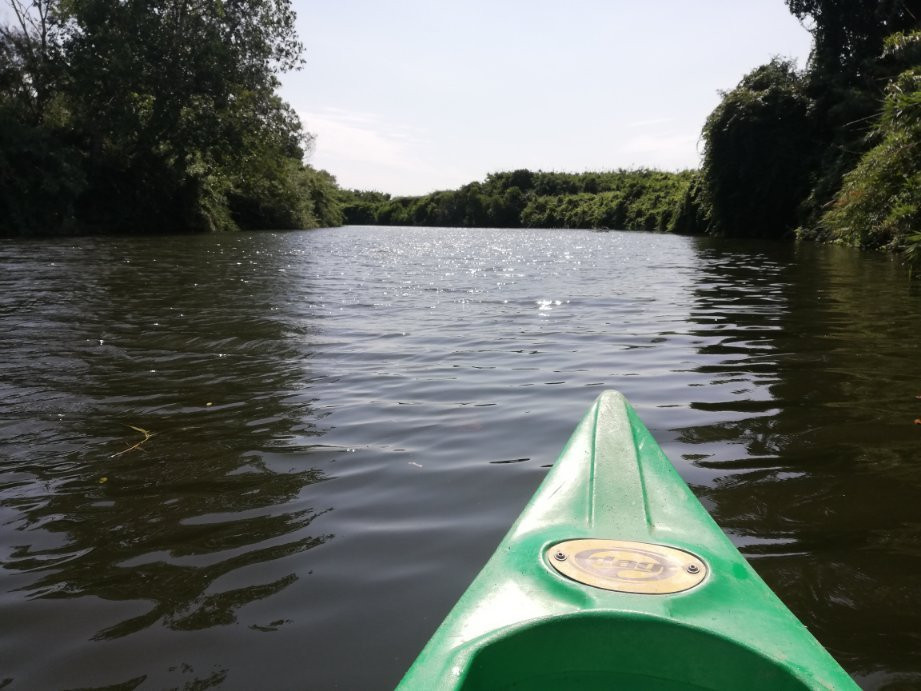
303, 169, 346, 228
785, 0, 921, 78
666, 173, 711, 235
883, 30, 921, 64
783, 1, 921, 237
0, 105, 84, 235
229, 159, 340, 231
821, 63, 921, 260
338, 189, 392, 225
813, 17, 921, 273
695, 2, 921, 258
905, 233, 921, 278
699, 58, 817, 238
341, 169, 694, 233
521, 171, 693, 231
0, 0, 340, 235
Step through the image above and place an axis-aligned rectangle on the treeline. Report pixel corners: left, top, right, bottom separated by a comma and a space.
341, 169, 695, 232
0, 0, 342, 236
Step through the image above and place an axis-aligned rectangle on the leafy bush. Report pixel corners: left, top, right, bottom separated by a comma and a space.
821, 61, 921, 258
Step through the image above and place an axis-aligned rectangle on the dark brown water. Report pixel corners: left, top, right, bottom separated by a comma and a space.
1, 226, 919, 689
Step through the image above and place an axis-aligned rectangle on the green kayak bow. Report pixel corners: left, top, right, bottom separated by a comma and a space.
398, 391, 856, 690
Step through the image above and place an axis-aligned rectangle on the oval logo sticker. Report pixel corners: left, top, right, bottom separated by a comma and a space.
548, 539, 706, 594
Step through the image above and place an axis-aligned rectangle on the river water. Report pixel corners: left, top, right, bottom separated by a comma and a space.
1, 226, 920, 689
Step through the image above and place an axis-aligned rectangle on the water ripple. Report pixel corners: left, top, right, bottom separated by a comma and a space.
1, 228, 919, 688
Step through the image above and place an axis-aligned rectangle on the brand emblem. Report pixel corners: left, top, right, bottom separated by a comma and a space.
548, 539, 706, 594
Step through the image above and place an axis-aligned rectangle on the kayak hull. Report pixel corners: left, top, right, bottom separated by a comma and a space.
397, 391, 856, 690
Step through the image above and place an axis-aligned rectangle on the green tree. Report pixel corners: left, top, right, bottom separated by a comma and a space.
0, 0, 66, 122
0, 105, 84, 235
62, 0, 309, 232
0, 0, 82, 235
0, 0, 337, 235
784, 0, 921, 229
821, 33, 921, 265
786, 0, 921, 78
700, 59, 817, 237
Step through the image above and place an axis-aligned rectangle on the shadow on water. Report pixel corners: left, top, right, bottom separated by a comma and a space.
678, 238, 921, 689
0, 235, 331, 687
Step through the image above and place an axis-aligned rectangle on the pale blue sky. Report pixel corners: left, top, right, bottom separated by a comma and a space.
282, 1, 812, 196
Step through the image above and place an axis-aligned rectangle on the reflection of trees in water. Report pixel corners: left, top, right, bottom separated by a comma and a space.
12, 458, 328, 637
1, 234, 330, 641
678, 238, 921, 680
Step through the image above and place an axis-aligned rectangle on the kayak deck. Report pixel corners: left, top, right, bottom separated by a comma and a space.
398, 391, 856, 690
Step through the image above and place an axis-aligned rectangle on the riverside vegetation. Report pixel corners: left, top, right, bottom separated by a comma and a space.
1, 0, 920, 270
340, 169, 695, 233
0, 0, 342, 235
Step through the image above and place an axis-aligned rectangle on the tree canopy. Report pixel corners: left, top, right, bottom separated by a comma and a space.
0, 0, 342, 235
786, 0, 921, 77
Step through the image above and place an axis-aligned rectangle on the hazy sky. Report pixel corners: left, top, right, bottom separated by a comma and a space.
282, 1, 812, 196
